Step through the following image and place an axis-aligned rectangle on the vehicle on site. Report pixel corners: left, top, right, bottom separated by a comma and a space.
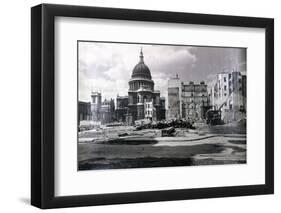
206, 109, 222, 125
206, 102, 226, 125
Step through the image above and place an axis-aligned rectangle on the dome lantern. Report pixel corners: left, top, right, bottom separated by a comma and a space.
131, 48, 152, 80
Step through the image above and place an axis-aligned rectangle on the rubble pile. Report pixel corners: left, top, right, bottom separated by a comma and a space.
135, 119, 196, 131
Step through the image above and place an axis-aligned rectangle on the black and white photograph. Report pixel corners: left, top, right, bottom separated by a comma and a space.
28, 2, 274, 210
78, 41, 247, 170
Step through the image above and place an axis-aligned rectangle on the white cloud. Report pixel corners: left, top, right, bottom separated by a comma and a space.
78, 42, 197, 102
78, 42, 246, 105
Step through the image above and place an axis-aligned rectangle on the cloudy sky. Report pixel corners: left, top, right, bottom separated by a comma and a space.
78, 41, 246, 103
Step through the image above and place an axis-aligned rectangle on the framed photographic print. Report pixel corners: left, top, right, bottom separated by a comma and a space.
31, 4, 274, 209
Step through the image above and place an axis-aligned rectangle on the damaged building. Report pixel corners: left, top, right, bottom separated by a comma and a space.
168, 74, 209, 120
208, 70, 247, 123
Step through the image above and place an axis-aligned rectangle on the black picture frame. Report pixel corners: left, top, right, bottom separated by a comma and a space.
31, 3, 274, 209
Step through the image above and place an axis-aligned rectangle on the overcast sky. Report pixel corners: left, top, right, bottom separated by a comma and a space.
78, 41, 246, 103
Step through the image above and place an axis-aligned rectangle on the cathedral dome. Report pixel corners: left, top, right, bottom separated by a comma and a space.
131, 49, 152, 80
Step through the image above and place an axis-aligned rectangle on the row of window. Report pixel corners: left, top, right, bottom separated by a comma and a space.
219, 78, 242, 87
145, 103, 152, 108
182, 93, 207, 97
145, 111, 152, 116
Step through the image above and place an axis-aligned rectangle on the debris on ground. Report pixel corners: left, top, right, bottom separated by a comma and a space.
118, 132, 129, 137
135, 119, 195, 131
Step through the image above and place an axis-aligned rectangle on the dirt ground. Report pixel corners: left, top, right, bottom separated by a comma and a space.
78, 123, 246, 170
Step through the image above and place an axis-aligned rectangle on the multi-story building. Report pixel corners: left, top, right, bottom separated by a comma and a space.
116, 95, 129, 122
182, 81, 209, 120
144, 101, 156, 121
168, 75, 209, 120
159, 97, 166, 121
86, 49, 167, 126
208, 70, 247, 122
90, 92, 101, 121
167, 74, 181, 119
78, 101, 92, 124
143, 98, 166, 121
100, 99, 115, 124
126, 49, 166, 125
89, 92, 116, 124
241, 74, 247, 112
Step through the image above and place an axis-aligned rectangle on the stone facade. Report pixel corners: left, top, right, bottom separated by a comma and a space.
126, 49, 165, 125
91, 92, 101, 121
116, 95, 129, 122
168, 75, 209, 120
90, 92, 115, 124
181, 81, 209, 120
100, 99, 115, 124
